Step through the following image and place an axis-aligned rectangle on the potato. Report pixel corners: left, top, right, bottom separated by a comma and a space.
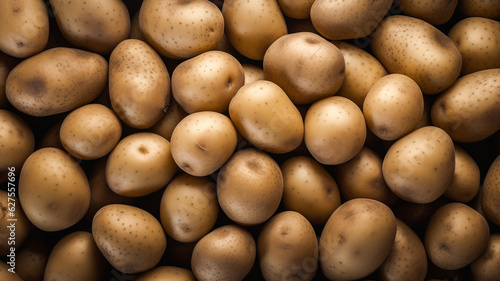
44, 231, 108, 281
0, 53, 14, 108
135, 266, 196, 281
319, 198, 397, 280
0, 260, 23, 281
242, 63, 264, 85
159, 173, 219, 243
0, 191, 31, 256
139, 0, 224, 59
172, 50, 245, 113
59, 103, 122, 160
105, 132, 177, 197
377, 219, 428, 281
448, 17, 500, 75
16, 233, 51, 281
191, 224, 256, 281
150, 98, 188, 141
19, 147, 90, 231
280, 156, 342, 226
397, 0, 457, 26
258, 211, 318, 281
482, 154, 500, 226
363, 73, 424, 141
383, 126, 455, 204
459, 0, 500, 20
0, 0, 49, 58
92, 204, 167, 274
263, 32, 345, 104
170, 111, 237, 177
332, 146, 399, 207
229, 80, 304, 154
430, 68, 500, 143
109, 39, 170, 129
304, 96, 366, 165
5, 47, 108, 117
443, 146, 480, 203
370, 15, 462, 94
49, 0, 130, 54
332, 40, 388, 108
217, 148, 283, 226
425, 202, 490, 270
277, 0, 315, 19
222, 0, 287, 60
470, 233, 500, 280
310, 0, 392, 40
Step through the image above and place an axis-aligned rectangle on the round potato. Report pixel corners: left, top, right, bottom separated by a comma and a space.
459, 0, 500, 20
397, 0, 457, 26
470, 233, 500, 280
482, 154, 500, 226
0, 190, 31, 256
150, 98, 188, 141
277, 0, 315, 19
242, 63, 264, 85
443, 146, 480, 203
135, 266, 196, 281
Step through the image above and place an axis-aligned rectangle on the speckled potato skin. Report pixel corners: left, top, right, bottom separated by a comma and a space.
19, 147, 91, 231
172, 50, 245, 114
319, 198, 397, 281
448, 17, 500, 75
92, 204, 167, 274
280, 156, 342, 226
397, 0, 457, 26
5, 47, 108, 117
44, 231, 108, 281
443, 146, 480, 203
242, 63, 264, 85
109, 39, 171, 129
222, 0, 287, 60
459, 0, 500, 20
304, 96, 366, 165
0, 0, 49, 58
0, 191, 31, 255
105, 132, 177, 197
430, 68, 500, 143
49, 0, 130, 54
377, 219, 427, 281
191, 224, 256, 281
482, 155, 500, 226
135, 266, 197, 281
363, 74, 424, 141
139, 0, 224, 59
333, 40, 388, 108
370, 15, 462, 95
470, 233, 500, 280
310, 0, 392, 40
425, 202, 490, 270
263, 32, 345, 104
382, 126, 455, 204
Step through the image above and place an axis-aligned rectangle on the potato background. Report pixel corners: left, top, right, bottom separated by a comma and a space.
1, 0, 500, 280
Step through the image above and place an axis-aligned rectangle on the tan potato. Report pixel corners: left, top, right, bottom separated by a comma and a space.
470, 233, 500, 280
222, 0, 287, 60
109, 39, 170, 129
44, 231, 108, 281
332, 40, 388, 108
363, 73, 424, 141
277, 0, 315, 19
397, 0, 457, 26
5, 47, 108, 117
19, 147, 90, 231
150, 98, 188, 141
280, 156, 341, 226
304, 96, 366, 165
482, 154, 500, 226
172, 50, 245, 113
430, 68, 500, 143
370, 15, 462, 94
129, 10, 145, 41
37, 119, 64, 151
229, 80, 304, 154
448, 17, 500, 75
425, 202, 490, 270
92, 204, 167, 274
139, 0, 224, 59
0, 0, 49, 58
459, 0, 500, 20
258, 211, 318, 281
217, 148, 283, 226
0, 53, 19, 108
263, 32, 345, 104
310, 0, 392, 40
0, 260, 23, 281
105, 132, 177, 197
135, 266, 196, 281
242, 63, 264, 85
49, 0, 130, 54
319, 198, 397, 280
443, 146, 480, 203
0, 190, 31, 256
382, 126, 455, 204
191, 224, 256, 281
16, 233, 51, 281
170, 111, 237, 177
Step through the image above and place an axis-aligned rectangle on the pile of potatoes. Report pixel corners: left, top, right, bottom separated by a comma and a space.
1, 0, 500, 280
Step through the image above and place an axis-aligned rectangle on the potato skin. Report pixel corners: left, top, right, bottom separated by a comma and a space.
0, 261, 23, 281
482, 154, 500, 226
0, 191, 31, 256
135, 266, 196, 281
443, 146, 480, 203
470, 233, 500, 281
459, 0, 500, 20
397, 0, 457, 26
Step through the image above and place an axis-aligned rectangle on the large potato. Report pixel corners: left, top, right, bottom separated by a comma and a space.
5, 47, 108, 117
370, 15, 462, 94
482, 154, 500, 226
470, 233, 500, 280
397, 0, 457, 25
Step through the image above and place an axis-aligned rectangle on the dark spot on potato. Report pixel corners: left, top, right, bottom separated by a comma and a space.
337, 234, 345, 245
138, 146, 149, 154
433, 30, 452, 48
439, 243, 449, 251
25, 77, 47, 99
305, 37, 319, 44
246, 160, 260, 171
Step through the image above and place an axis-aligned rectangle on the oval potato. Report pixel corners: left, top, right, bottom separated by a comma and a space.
397, 0, 457, 26
443, 146, 480, 203
470, 233, 500, 280
459, 0, 500, 20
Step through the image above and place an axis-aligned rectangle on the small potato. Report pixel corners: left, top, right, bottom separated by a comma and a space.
448, 17, 500, 75
425, 202, 490, 270
135, 266, 196, 281
397, 0, 457, 26
263, 32, 345, 104
459, 0, 500, 20
191, 224, 256, 281
105, 132, 177, 197
304, 96, 366, 165
482, 154, 500, 226
470, 233, 500, 280
0, 191, 31, 256
277, 0, 315, 19
170, 111, 237, 177
150, 98, 188, 141
443, 146, 480, 203
60, 104, 122, 160
242, 63, 264, 85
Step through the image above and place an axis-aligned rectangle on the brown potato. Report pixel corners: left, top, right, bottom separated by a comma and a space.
149, 98, 188, 141
0, 190, 31, 256
397, 0, 458, 25
277, 0, 315, 19
482, 154, 500, 226
470, 233, 500, 280
135, 266, 196, 281
443, 146, 480, 203
0, 260, 23, 281
459, 0, 500, 20
16, 233, 51, 281
242, 63, 264, 85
